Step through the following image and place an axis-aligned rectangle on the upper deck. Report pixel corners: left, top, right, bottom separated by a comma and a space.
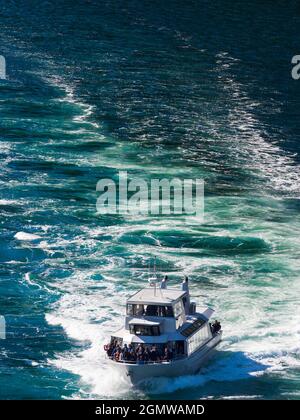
127, 288, 186, 305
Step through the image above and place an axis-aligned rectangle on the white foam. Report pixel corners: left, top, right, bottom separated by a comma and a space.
45, 268, 135, 397
215, 53, 300, 197
44, 74, 100, 129
14, 231, 42, 241
0, 199, 21, 205
222, 395, 262, 400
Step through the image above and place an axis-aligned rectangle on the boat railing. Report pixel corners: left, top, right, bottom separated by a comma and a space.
106, 354, 186, 365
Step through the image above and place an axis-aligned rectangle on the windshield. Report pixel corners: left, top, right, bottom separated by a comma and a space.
127, 304, 174, 317
129, 325, 160, 336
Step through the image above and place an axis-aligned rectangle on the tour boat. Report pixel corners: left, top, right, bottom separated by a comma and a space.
104, 276, 222, 383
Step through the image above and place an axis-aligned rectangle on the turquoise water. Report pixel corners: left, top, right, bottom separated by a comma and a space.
0, 0, 300, 400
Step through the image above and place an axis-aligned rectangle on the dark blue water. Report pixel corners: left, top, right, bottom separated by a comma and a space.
1, 0, 300, 399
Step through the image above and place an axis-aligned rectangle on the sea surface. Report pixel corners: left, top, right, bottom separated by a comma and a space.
0, 0, 300, 400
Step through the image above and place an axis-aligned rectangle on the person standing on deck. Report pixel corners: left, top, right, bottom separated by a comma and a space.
160, 275, 168, 289
181, 276, 190, 315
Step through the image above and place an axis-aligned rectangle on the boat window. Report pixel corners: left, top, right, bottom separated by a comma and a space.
126, 304, 144, 316
144, 305, 173, 317
127, 304, 134, 316
187, 324, 210, 355
129, 325, 160, 336
144, 305, 157, 316
126, 304, 174, 317
168, 340, 185, 356
165, 306, 174, 317
181, 318, 206, 337
173, 300, 184, 318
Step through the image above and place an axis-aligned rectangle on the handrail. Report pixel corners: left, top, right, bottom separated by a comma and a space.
106, 355, 186, 365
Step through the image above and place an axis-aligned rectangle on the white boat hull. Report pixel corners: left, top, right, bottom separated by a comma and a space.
108, 333, 222, 384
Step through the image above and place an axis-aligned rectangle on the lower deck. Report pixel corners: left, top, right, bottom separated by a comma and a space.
107, 332, 222, 383
106, 330, 222, 366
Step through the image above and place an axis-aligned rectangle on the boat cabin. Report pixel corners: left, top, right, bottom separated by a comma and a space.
126, 288, 188, 333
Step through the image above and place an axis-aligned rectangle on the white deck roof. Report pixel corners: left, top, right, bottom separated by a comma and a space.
128, 318, 161, 326
127, 287, 186, 305
131, 334, 169, 344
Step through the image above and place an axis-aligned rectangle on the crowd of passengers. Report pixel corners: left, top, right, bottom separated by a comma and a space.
105, 341, 174, 363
